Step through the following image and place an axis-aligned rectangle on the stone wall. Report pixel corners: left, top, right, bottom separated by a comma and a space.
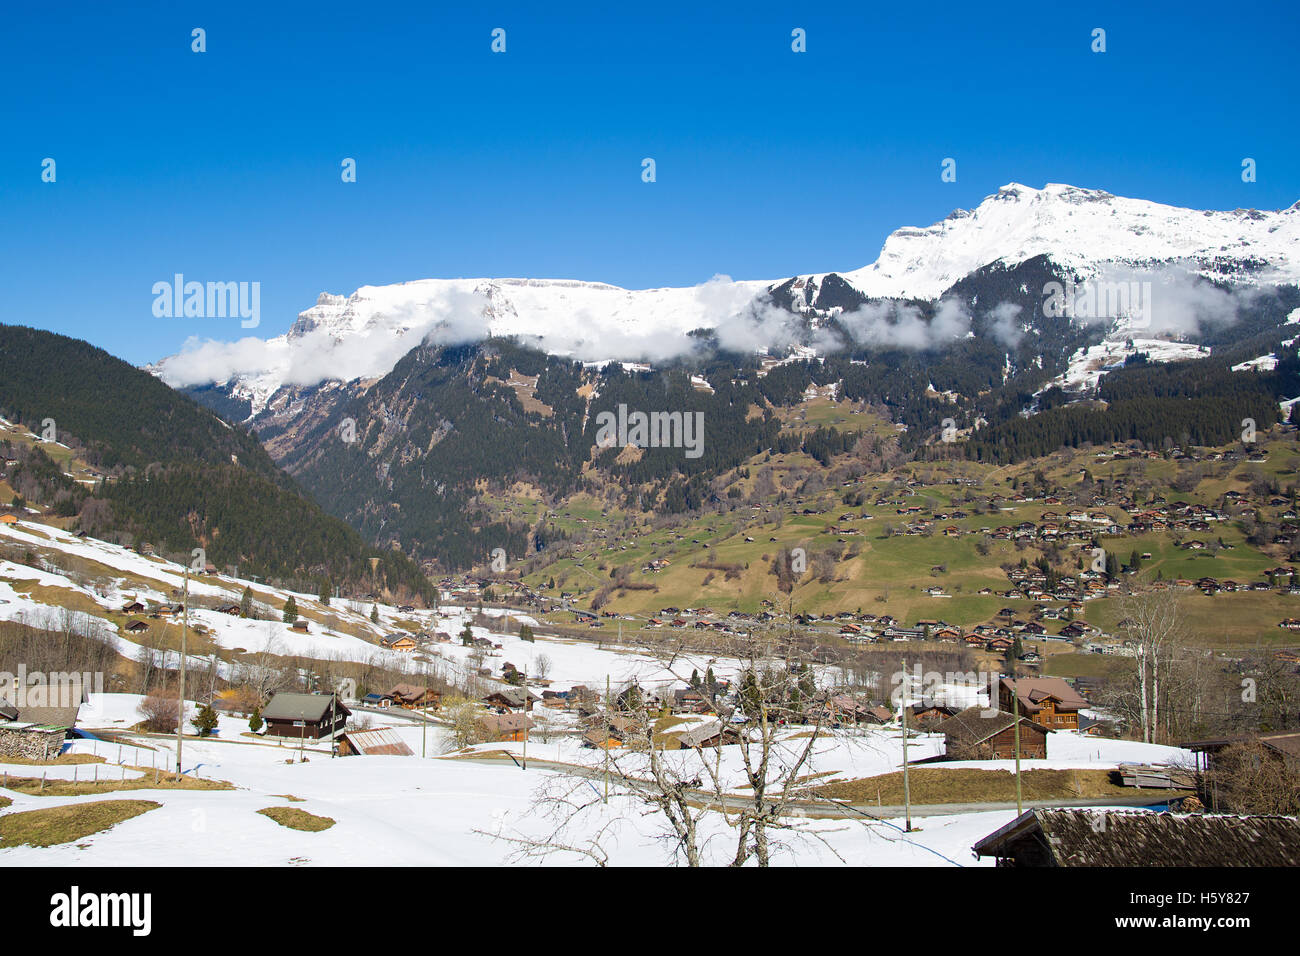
0, 724, 65, 761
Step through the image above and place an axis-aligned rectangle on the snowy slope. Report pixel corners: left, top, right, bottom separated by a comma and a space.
0, 692, 1193, 867
837, 183, 1300, 300
0, 519, 741, 695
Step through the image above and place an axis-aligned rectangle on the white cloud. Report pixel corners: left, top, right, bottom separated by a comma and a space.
838, 297, 971, 350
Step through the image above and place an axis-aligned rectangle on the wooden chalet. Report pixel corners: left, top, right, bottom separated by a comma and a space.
385, 683, 441, 710
483, 687, 539, 712
478, 712, 534, 742
672, 720, 740, 750
379, 633, 417, 652
582, 714, 638, 749
938, 706, 1050, 760
672, 686, 717, 714
261, 692, 350, 740
998, 677, 1087, 730
0, 681, 85, 758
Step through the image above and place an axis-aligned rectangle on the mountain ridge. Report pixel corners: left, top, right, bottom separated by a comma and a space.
153, 182, 1300, 420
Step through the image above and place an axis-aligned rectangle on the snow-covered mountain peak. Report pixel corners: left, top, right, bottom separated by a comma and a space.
837, 182, 1299, 299
152, 182, 1298, 417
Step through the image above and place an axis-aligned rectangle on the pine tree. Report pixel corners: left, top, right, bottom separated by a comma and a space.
239, 585, 253, 619
192, 703, 219, 738
318, 579, 331, 606
248, 706, 263, 734
283, 595, 298, 623
370, 603, 379, 623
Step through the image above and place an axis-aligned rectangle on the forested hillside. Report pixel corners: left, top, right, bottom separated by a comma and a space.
0, 323, 434, 601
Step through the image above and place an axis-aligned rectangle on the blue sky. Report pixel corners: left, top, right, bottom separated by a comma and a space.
2, 0, 1296, 365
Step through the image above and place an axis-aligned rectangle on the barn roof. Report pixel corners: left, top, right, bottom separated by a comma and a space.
672, 720, 739, 748
938, 706, 1051, 745
479, 713, 535, 735
339, 728, 413, 756
0, 682, 87, 730
262, 693, 350, 723
974, 808, 1300, 867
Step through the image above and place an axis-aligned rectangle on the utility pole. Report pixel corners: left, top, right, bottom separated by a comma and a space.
1011, 673, 1023, 815
900, 659, 911, 832
603, 674, 610, 804
175, 566, 188, 779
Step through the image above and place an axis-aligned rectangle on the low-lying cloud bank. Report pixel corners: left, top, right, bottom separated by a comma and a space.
155, 266, 1282, 390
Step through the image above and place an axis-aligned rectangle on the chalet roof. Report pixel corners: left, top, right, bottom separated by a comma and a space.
673, 720, 738, 748
1001, 677, 1088, 713
938, 706, 1051, 745
973, 808, 1300, 867
484, 687, 540, 707
387, 683, 432, 702
262, 693, 350, 723
479, 713, 535, 735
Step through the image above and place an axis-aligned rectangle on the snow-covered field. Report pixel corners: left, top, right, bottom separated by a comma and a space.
0, 520, 1198, 867
0, 693, 1194, 867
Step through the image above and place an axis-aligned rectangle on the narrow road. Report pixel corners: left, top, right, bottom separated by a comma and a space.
446, 753, 1182, 819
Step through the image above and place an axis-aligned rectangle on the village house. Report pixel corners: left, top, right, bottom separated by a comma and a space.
478, 712, 534, 742
483, 687, 540, 712
672, 720, 740, 749
939, 706, 1051, 760
385, 683, 440, 710
998, 677, 1088, 731
261, 692, 350, 740
582, 714, 639, 749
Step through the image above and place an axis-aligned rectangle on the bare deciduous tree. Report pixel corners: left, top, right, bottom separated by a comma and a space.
488, 602, 857, 866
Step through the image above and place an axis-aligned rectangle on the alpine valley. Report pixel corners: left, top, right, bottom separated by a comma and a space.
137, 183, 1300, 577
